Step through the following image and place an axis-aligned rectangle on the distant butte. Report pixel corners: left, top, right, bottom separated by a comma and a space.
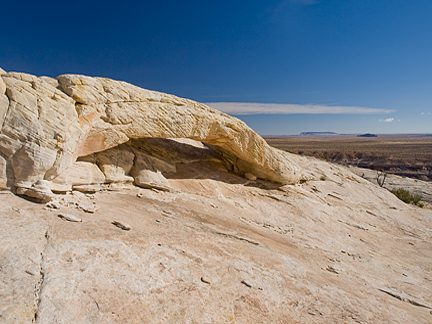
357, 133, 378, 137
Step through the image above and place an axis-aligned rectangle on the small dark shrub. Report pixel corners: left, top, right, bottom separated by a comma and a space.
391, 188, 424, 207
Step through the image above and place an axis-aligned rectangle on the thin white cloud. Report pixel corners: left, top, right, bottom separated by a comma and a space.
379, 118, 394, 123
206, 102, 395, 115
421, 112, 425, 115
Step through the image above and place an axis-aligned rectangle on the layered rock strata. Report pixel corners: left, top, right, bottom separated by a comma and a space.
0, 68, 304, 200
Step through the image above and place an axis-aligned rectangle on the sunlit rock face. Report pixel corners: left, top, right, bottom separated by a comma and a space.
0, 69, 304, 199
1, 67, 432, 324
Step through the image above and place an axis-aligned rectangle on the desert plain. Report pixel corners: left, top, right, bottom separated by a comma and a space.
266, 134, 432, 181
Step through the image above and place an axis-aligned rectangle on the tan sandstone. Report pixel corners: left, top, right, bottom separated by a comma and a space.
0, 71, 307, 201
1, 151, 432, 323
1, 68, 431, 323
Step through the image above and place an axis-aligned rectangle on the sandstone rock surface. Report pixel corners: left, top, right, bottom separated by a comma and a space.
1, 68, 431, 323
16, 179, 54, 203
52, 161, 106, 189
0, 69, 304, 200
95, 145, 135, 183
1, 154, 432, 323
0, 72, 81, 191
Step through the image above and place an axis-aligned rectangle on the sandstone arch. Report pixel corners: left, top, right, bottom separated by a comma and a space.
0, 71, 303, 192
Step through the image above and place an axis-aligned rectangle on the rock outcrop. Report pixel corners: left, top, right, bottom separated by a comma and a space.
0, 71, 81, 194
1, 67, 432, 324
0, 69, 304, 200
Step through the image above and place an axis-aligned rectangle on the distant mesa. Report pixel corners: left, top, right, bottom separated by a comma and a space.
299, 132, 337, 136
357, 133, 377, 137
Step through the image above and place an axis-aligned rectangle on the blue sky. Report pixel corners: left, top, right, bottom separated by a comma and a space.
1, 0, 431, 135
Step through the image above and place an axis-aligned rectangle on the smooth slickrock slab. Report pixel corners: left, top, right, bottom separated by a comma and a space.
0, 193, 49, 323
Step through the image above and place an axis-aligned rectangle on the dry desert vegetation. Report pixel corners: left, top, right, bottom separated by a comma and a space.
266, 134, 432, 181
1, 69, 432, 323
266, 135, 432, 206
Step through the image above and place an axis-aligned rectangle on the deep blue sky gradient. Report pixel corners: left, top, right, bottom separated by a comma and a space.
1, 0, 431, 134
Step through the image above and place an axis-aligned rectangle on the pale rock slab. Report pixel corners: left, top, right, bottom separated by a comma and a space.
95, 144, 134, 183
16, 179, 55, 203
47, 182, 74, 194
130, 149, 172, 190
52, 161, 105, 188
71, 184, 102, 193
58, 213, 82, 222
112, 220, 131, 230
131, 169, 171, 190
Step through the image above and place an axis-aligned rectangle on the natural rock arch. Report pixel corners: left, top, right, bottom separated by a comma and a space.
0, 71, 303, 191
